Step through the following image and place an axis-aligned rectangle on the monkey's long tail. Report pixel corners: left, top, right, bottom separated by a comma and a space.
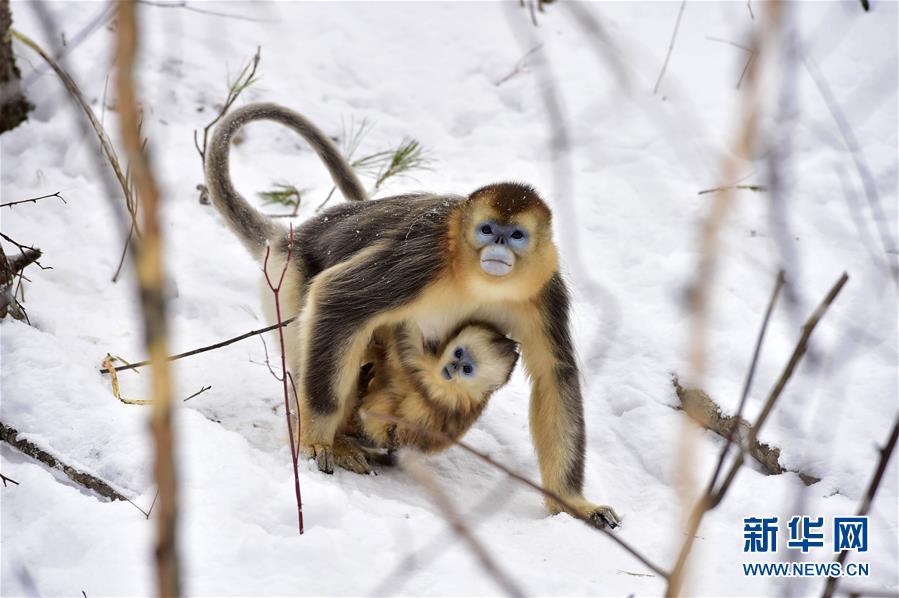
205, 102, 368, 259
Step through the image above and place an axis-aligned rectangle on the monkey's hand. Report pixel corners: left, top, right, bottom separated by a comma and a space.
305, 435, 372, 475
551, 497, 622, 530
585, 504, 622, 530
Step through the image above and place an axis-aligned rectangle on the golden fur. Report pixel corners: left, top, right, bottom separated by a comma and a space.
347, 322, 518, 453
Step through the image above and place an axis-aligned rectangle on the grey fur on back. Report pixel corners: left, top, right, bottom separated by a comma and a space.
204, 102, 369, 260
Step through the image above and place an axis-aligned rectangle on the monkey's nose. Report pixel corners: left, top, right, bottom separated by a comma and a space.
495, 236, 505, 245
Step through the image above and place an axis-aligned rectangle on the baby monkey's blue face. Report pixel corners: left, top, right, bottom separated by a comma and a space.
441, 345, 477, 380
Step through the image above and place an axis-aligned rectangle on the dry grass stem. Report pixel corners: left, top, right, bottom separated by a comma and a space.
115, 1, 180, 593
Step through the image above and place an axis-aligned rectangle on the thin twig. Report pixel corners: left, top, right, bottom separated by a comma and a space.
10, 29, 141, 244
668, 271, 847, 597
365, 411, 668, 579
99, 316, 296, 374
0, 191, 66, 208
263, 226, 304, 535
182, 385, 212, 402
822, 414, 898, 598
494, 44, 544, 86
697, 184, 767, 195
714, 273, 848, 503
194, 47, 261, 168
402, 456, 525, 598
1, 473, 20, 486
0, 232, 50, 270
125, 488, 159, 519
251, 334, 283, 381
111, 221, 135, 283
704, 36, 756, 89
653, 0, 686, 95
135, 0, 273, 22
666, 271, 784, 595
695, 270, 785, 489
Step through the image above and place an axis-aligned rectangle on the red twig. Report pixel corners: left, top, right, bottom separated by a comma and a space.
263, 225, 304, 534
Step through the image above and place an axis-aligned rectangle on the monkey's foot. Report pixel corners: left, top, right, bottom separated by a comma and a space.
333, 434, 373, 474
304, 443, 335, 474
304, 436, 373, 475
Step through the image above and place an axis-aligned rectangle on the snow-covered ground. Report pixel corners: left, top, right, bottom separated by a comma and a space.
1, 2, 896, 596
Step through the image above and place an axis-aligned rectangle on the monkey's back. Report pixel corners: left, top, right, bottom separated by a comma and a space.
292, 193, 465, 278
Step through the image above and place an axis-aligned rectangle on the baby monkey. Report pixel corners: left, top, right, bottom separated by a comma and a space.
347, 321, 519, 456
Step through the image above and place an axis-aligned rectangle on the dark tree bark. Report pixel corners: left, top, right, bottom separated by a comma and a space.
0, 0, 32, 133
0, 243, 13, 318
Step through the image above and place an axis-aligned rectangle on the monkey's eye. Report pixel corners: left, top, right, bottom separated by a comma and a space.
462, 364, 474, 375
454, 348, 463, 359
480, 225, 493, 235
511, 230, 524, 240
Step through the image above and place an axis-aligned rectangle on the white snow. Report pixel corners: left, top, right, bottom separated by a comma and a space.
1, 2, 896, 596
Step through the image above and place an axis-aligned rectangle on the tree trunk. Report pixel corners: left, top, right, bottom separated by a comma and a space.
0, 0, 32, 133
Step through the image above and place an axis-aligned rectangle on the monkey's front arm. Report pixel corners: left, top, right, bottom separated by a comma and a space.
510, 274, 621, 529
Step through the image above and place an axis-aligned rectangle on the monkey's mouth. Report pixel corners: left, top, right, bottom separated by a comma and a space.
480, 246, 515, 276
480, 258, 514, 276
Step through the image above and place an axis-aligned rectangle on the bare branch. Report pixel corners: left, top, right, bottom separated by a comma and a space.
182, 385, 212, 403
0, 191, 66, 208
263, 226, 304, 534
10, 29, 141, 243
1, 472, 20, 486
667, 271, 847, 597
822, 414, 898, 598
98, 316, 296, 374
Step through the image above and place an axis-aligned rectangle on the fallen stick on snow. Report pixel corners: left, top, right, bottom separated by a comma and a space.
671, 377, 820, 486
0, 421, 128, 502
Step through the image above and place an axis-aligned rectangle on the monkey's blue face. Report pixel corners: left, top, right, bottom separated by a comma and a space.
474, 221, 530, 277
441, 346, 477, 380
